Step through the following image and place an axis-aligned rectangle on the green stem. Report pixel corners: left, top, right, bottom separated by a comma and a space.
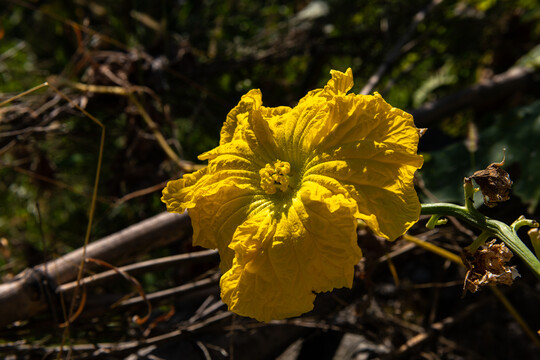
426, 214, 447, 229
511, 216, 539, 233
467, 231, 490, 253
529, 228, 540, 259
420, 203, 540, 279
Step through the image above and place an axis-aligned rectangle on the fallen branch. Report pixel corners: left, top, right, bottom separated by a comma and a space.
0, 211, 191, 327
0, 311, 232, 358
58, 249, 218, 294
117, 275, 220, 308
411, 66, 538, 128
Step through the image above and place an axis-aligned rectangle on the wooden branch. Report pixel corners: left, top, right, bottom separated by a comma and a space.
117, 275, 219, 308
0, 211, 191, 327
411, 66, 538, 128
58, 249, 218, 294
0, 312, 232, 358
360, 0, 444, 95
391, 300, 484, 359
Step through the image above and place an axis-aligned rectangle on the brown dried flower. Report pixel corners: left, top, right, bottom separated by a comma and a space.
462, 240, 520, 293
467, 157, 512, 207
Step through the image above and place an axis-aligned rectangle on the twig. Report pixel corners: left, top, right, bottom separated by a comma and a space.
0, 211, 191, 327
84, 257, 153, 326
117, 275, 219, 308
0, 83, 49, 107
0, 312, 232, 358
57, 249, 218, 294
387, 300, 484, 359
360, 0, 444, 95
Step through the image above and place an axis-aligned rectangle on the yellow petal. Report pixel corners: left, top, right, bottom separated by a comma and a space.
292, 183, 362, 291
323, 68, 354, 97
161, 167, 207, 214
220, 211, 315, 322
296, 86, 423, 240
188, 181, 266, 272
220, 181, 361, 322
162, 152, 266, 270
297, 67, 354, 104
260, 68, 354, 163
215, 88, 282, 164
219, 89, 262, 145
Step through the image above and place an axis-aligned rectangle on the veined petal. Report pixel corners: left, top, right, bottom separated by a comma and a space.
188, 182, 265, 272
264, 69, 355, 161
220, 181, 361, 322
348, 182, 420, 241
161, 167, 208, 214
220, 211, 316, 322
219, 89, 262, 145
217, 88, 283, 165
291, 183, 362, 291
322, 68, 354, 97
162, 155, 262, 270
297, 68, 354, 105
303, 140, 422, 240
294, 86, 423, 240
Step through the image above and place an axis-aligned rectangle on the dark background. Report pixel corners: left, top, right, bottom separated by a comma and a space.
1, 0, 540, 359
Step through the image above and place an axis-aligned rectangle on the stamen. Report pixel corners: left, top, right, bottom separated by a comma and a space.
259, 160, 291, 194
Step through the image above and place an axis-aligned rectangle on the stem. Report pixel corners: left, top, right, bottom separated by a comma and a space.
420, 203, 484, 230
402, 234, 462, 266
529, 228, 540, 259
426, 214, 447, 229
490, 285, 540, 348
421, 203, 540, 279
511, 216, 539, 233
467, 231, 490, 253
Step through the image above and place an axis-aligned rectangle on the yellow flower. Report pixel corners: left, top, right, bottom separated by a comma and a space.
162, 68, 423, 322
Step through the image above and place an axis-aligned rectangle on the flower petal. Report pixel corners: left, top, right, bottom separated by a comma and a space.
220, 211, 316, 322
292, 182, 362, 291
161, 167, 207, 214
296, 87, 423, 240
220, 181, 361, 322
219, 89, 262, 146
214, 88, 284, 165
322, 68, 355, 97
162, 154, 265, 271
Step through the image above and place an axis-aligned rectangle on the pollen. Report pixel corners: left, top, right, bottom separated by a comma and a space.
259, 160, 291, 194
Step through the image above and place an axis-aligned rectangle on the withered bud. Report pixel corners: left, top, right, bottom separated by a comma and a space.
467, 154, 512, 207
462, 240, 520, 293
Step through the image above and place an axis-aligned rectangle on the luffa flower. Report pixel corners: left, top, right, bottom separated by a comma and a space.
162, 68, 423, 322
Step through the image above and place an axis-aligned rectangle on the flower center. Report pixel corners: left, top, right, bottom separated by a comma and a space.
259, 160, 291, 195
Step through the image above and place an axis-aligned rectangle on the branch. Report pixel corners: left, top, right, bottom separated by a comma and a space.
0, 211, 190, 327
411, 66, 538, 128
58, 249, 218, 294
0, 312, 232, 358
360, 0, 444, 95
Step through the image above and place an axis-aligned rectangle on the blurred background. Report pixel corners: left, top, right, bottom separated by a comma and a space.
1, 0, 540, 359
